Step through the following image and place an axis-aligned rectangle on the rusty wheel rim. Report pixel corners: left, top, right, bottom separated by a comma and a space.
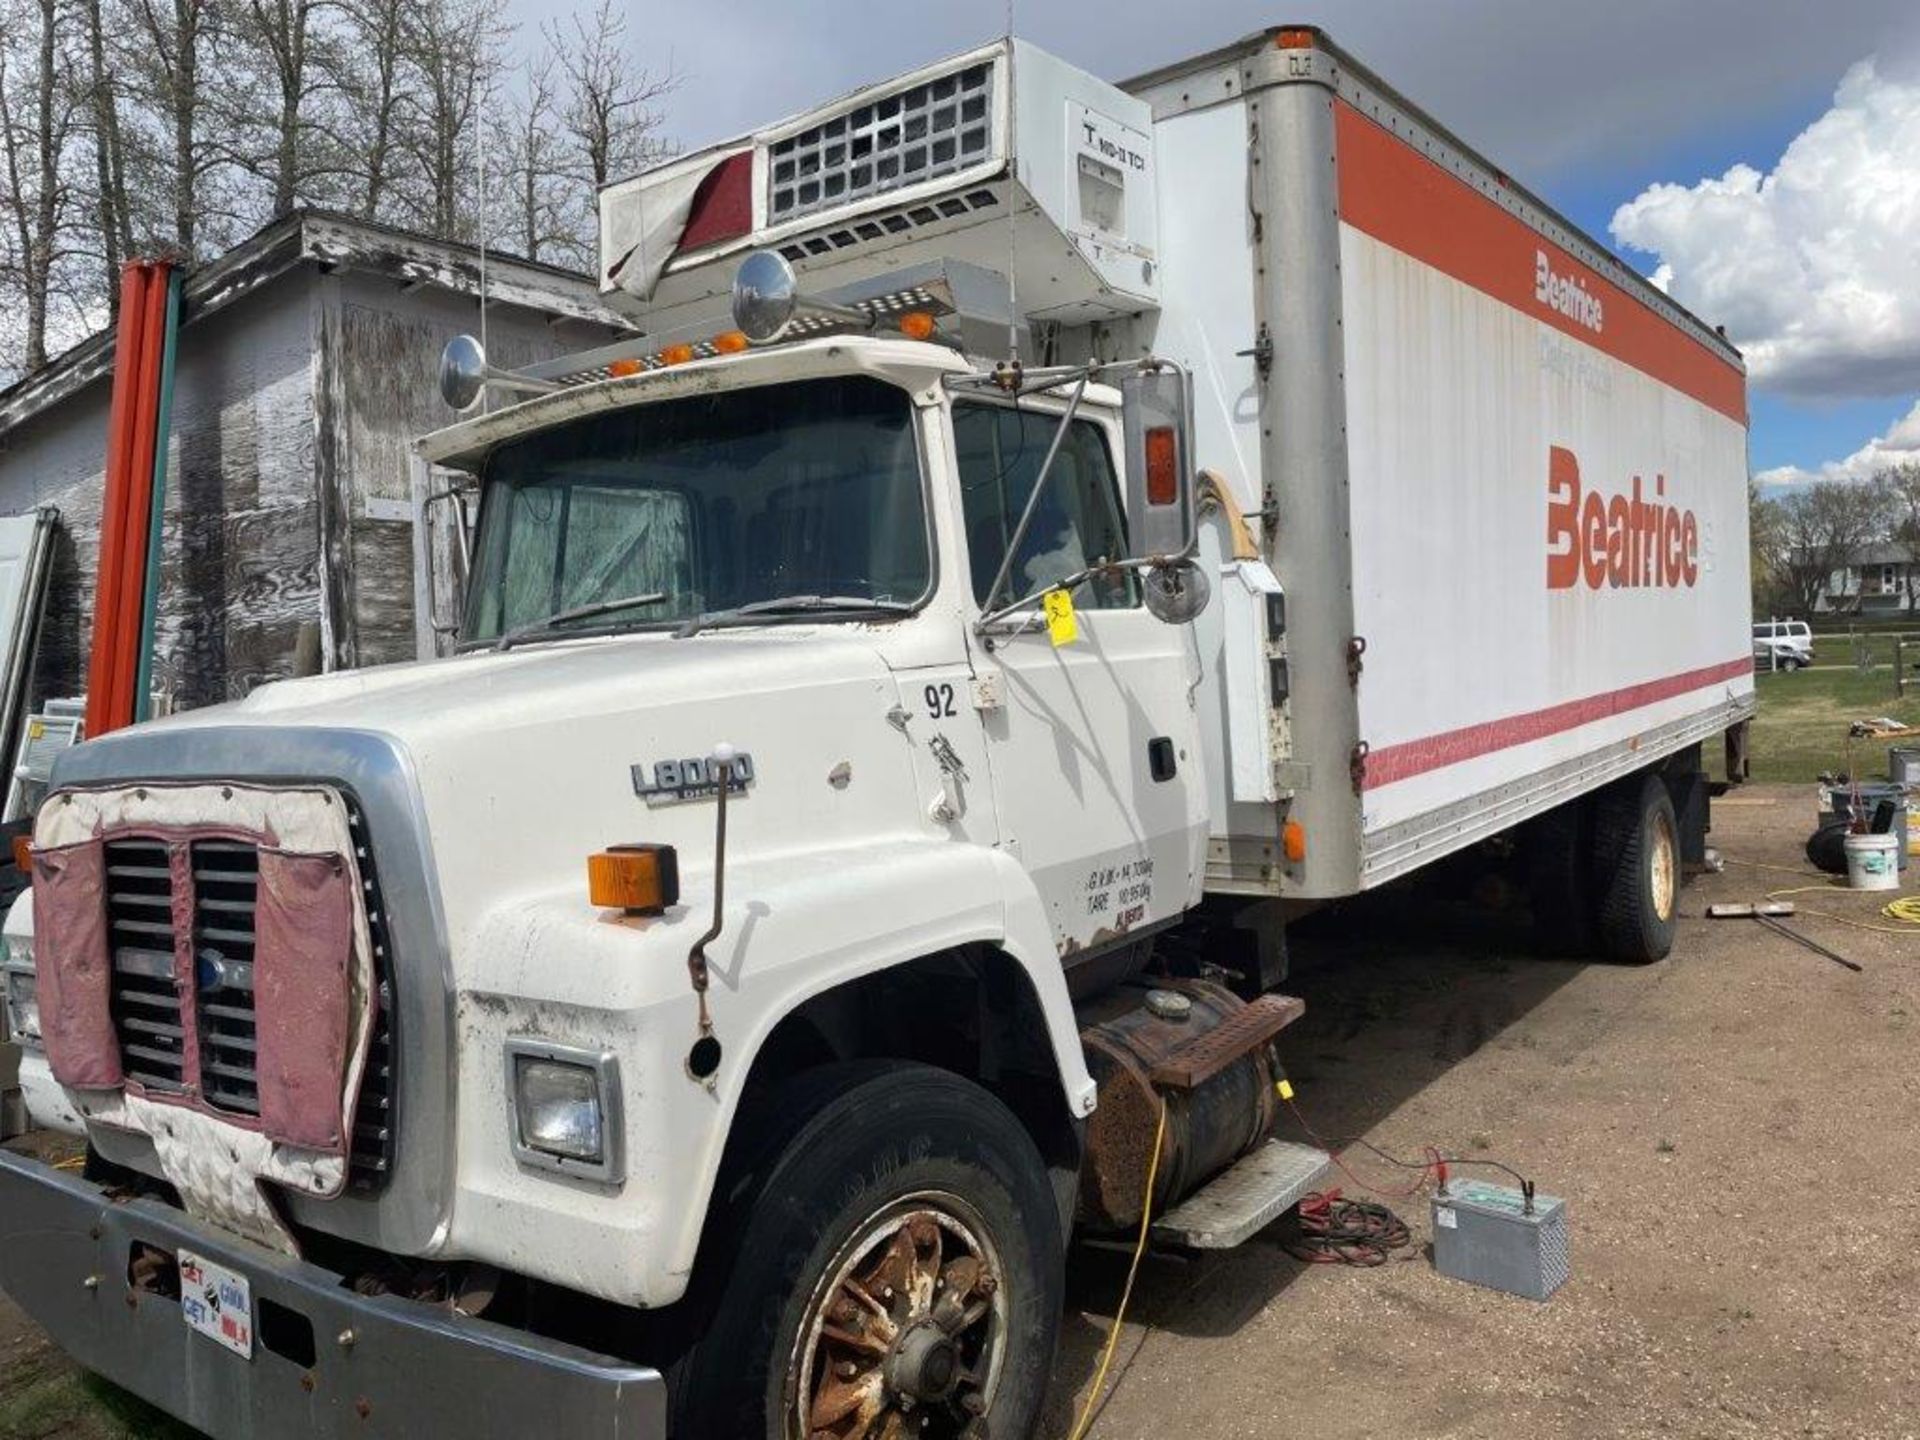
786, 1192, 1007, 1439
1651, 811, 1678, 923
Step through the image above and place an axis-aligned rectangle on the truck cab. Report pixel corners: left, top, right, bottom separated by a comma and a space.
3, 290, 1273, 1439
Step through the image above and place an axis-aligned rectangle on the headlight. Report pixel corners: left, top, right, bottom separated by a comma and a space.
3, 945, 37, 1045
506, 1041, 622, 1183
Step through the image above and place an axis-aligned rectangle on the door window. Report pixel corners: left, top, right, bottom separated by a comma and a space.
952, 402, 1136, 611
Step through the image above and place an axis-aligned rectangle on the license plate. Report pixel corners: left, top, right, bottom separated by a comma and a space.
178, 1250, 254, 1360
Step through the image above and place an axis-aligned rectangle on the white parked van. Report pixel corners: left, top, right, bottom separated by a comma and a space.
1753, 619, 1814, 669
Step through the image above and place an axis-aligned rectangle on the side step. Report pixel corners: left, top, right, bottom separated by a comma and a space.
1152, 1139, 1333, 1250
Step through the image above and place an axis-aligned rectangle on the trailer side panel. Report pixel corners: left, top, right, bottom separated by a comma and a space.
1332, 99, 1754, 885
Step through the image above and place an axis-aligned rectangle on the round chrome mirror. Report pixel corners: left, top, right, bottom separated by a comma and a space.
1142, 560, 1212, 625
731, 250, 799, 342
439, 334, 488, 412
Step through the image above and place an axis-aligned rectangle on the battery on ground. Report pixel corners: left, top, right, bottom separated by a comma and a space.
1430, 1180, 1569, 1301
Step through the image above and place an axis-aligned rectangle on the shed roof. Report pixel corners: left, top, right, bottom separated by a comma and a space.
0, 209, 636, 438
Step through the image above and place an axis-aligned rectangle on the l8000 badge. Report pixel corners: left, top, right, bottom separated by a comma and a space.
631, 753, 756, 805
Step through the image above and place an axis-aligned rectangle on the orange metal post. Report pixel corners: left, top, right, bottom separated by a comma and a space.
83, 263, 155, 739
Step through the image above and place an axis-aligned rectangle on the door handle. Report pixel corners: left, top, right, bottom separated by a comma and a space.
1147, 737, 1177, 782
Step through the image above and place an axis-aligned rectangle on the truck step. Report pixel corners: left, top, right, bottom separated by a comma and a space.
1152, 1139, 1333, 1250
1148, 993, 1304, 1090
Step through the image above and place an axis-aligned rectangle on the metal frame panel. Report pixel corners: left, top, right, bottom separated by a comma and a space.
1244, 68, 1367, 898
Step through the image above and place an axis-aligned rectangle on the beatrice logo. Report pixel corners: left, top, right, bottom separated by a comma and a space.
1546, 446, 1698, 591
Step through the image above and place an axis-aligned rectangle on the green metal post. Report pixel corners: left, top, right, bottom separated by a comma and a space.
132, 267, 183, 723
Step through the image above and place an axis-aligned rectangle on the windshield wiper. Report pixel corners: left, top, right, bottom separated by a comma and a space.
494, 591, 670, 651
674, 594, 910, 640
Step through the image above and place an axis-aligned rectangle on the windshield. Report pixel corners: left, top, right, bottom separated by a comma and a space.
463, 375, 930, 642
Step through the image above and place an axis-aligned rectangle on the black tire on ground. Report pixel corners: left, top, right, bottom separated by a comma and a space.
1590, 772, 1681, 964
1523, 799, 1598, 956
667, 1061, 1064, 1440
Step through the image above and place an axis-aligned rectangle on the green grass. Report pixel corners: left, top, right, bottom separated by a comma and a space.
0, 1351, 192, 1440
1750, 661, 1920, 782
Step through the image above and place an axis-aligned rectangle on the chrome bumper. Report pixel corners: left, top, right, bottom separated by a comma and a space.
0, 1151, 666, 1438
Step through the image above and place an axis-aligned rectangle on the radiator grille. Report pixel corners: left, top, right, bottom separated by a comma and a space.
768, 61, 993, 225
102, 822, 395, 1190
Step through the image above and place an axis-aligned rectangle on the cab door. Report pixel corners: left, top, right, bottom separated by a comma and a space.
950, 397, 1207, 957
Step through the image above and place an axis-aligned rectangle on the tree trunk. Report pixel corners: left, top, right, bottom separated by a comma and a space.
84, 0, 130, 308
172, 0, 201, 254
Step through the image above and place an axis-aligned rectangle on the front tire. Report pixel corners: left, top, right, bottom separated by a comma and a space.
1591, 773, 1680, 963
669, 1062, 1063, 1440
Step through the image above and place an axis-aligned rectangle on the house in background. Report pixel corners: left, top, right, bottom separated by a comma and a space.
1816, 543, 1920, 614
0, 209, 634, 715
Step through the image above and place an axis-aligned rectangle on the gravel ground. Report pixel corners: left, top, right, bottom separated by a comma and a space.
1042, 785, 1920, 1439
6, 784, 1918, 1439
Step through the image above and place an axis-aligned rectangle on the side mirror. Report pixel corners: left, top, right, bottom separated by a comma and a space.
1120, 364, 1197, 562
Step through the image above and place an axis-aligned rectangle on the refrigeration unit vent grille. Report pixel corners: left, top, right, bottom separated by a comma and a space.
768, 61, 994, 225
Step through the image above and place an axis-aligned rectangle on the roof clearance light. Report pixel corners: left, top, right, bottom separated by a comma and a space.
712, 330, 751, 354
898, 311, 937, 341
607, 357, 644, 378
1144, 426, 1179, 506
659, 343, 696, 367
588, 844, 680, 917
1276, 27, 1314, 49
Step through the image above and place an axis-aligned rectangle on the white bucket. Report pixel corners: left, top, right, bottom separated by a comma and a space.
1844, 832, 1902, 891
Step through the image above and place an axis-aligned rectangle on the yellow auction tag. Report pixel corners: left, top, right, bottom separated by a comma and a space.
1042, 590, 1078, 647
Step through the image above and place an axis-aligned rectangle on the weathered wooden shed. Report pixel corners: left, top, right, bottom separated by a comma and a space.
0, 210, 635, 712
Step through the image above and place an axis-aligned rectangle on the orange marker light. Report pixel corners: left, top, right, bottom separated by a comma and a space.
1282, 819, 1307, 864
1276, 27, 1314, 49
588, 844, 681, 916
659, 343, 696, 367
11, 836, 31, 873
1144, 426, 1179, 506
712, 330, 750, 354
898, 311, 937, 341
607, 357, 643, 378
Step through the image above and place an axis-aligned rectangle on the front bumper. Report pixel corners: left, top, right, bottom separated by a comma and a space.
0, 1151, 666, 1439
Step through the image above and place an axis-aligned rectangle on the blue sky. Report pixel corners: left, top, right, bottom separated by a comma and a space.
1546, 104, 1908, 479
517, 1, 1920, 483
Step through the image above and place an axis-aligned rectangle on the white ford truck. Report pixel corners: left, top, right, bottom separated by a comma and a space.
0, 27, 1753, 1439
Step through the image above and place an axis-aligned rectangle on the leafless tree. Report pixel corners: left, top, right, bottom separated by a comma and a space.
501, 54, 571, 263
129, 0, 216, 255
402, 0, 506, 241
232, 0, 353, 217
544, 0, 675, 266
0, 0, 684, 382
1777, 479, 1894, 620
338, 0, 406, 219
79, 0, 133, 308
0, 0, 84, 371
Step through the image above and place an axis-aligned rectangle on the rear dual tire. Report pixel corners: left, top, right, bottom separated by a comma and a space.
1526, 772, 1679, 965
1591, 773, 1680, 964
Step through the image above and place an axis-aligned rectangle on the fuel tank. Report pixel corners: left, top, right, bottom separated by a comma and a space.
1076, 979, 1280, 1231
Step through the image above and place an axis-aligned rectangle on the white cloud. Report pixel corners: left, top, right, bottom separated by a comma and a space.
1755, 398, 1920, 489
1610, 58, 1920, 400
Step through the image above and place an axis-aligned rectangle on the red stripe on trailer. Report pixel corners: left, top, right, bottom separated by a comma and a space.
678, 152, 755, 253
1362, 656, 1754, 790
1332, 102, 1748, 428
83, 264, 155, 740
